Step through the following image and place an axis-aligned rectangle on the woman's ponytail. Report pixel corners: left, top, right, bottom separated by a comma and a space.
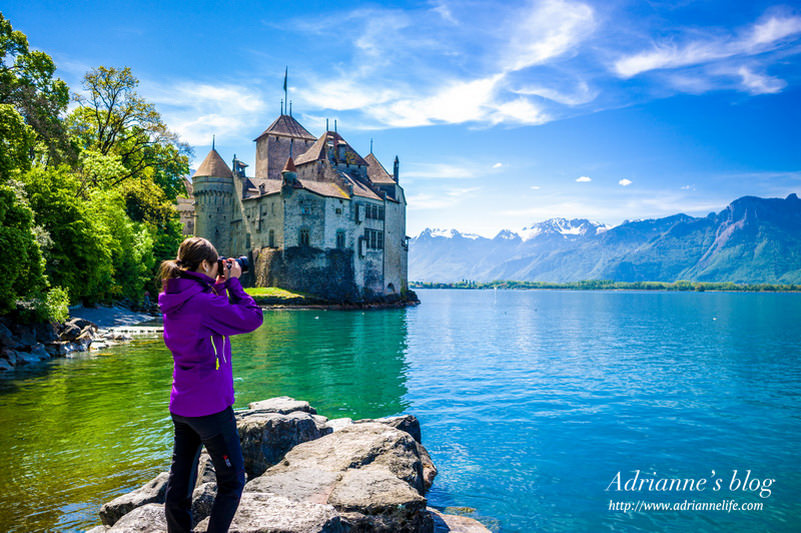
158, 237, 219, 287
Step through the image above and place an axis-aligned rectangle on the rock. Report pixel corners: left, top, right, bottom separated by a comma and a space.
30, 343, 50, 361
105, 503, 167, 532
324, 418, 353, 432
15, 350, 46, 365
419, 445, 438, 493
248, 396, 317, 415
45, 341, 70, 356
245, 423, 430, 532
100, 472, 169, 526
237, 410, 331, 479
1, 347, 17, 365
34, 321, 58, 343
197, 452, 216, 486
0, 321, 14, 346
193, 492, 342, 533
356, 414, 422, 444
12, 324, 36, 347
328, 467, 428, 532
429, 508, 492, 533
85, 526, 109, 533
58, 323, 82, 342
65, 317, 97, 332
191, 482, 217, 526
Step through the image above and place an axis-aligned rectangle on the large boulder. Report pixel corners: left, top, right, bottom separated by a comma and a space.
245, 423, 432, 532
104, 503, 167, 532
193, 492, 342, 533
355, 414, 422, 444
248, 397, 317, 415
237, 409, 331, 479
429, 508, 492, 533
99, 472, 169, 526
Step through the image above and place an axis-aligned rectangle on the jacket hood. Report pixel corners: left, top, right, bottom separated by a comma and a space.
159, 271, 216, 314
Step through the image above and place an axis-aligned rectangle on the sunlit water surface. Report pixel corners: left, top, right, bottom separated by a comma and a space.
0, 289, 799, 532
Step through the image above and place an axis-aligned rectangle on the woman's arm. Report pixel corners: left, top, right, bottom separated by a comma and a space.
203, 277, 263, 335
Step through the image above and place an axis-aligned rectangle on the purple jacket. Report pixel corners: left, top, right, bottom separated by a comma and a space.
158, 271, 263, 417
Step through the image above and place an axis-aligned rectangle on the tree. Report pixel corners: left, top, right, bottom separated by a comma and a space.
70, 66, 190, 199
0, 13, 72, 165
0, 103, 34, 181
21, 166, 114, 304
0, 183, 46, 313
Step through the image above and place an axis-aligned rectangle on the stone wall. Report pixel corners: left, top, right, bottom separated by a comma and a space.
254, 247, 361, 302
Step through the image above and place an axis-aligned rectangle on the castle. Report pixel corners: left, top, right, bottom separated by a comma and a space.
187, 111, 408, 302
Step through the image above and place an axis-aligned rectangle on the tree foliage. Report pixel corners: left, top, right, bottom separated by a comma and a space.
70, 66, 190, 200
0, 12, 72, 165
0, 15, 193, 317
0, 183, 46, 313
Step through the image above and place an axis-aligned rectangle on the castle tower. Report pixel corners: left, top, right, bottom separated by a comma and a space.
192, 148, 235, 256
254, 114, 317, 179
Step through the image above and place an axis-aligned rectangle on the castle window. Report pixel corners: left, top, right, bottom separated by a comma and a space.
336, 230, 346, 249
364, 229, 384, 250
269, 229, 276, 248
300, 228, 310, 246
336, 208, 342, 215
378, 206, 385, 220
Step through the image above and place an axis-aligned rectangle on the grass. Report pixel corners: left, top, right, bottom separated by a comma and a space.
244, 287, 320, 304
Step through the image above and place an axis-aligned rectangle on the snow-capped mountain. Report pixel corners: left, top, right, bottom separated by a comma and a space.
409, 195, 801, 284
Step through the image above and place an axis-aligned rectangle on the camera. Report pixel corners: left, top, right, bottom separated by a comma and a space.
217, 256, 250, 274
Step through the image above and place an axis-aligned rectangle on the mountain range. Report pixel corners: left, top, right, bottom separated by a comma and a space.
409, 194, 801, 284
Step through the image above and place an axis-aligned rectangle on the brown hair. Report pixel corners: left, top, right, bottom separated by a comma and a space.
159, 237, 219, 282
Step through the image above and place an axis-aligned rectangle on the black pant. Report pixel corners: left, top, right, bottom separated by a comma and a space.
164, 406, 245, 533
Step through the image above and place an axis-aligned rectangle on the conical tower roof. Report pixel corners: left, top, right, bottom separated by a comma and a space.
193, 148, 233, 178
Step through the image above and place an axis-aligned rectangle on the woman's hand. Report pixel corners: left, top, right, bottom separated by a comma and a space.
223, 259, 242, 280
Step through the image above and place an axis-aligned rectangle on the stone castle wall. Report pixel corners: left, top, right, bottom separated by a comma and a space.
253, 247, 360, 302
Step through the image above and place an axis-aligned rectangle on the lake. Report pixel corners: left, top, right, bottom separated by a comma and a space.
0, 289, 799, 532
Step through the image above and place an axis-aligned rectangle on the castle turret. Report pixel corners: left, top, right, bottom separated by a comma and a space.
192, 148, 235, 256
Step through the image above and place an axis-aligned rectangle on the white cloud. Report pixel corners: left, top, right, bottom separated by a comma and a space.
144, 81, 267, 146
530, 185, 541, 190
446, 186, 481, 197
492, 162, 503, 168
576, 176, 592, 182
737, 66, 786, 94
404, 162, 479, 180
513, 80, 598, 106
619, 178, 632, 186
681, 185, 694, 190
614, 12, 801, 78
501, 0, 596, 72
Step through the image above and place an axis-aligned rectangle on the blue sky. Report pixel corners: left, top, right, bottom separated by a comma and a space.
5, 0, 801, 236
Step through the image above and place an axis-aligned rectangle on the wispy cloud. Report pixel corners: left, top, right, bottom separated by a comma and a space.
144, 81, 267, 148
614, 12, 801, 78
576, 176, 592, 182
404, 162, 480, 180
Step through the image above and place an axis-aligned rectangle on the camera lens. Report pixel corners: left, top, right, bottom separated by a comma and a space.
235, 256, 250, 273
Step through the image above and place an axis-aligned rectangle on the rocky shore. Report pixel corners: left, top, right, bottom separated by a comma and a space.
89, 397, 490, 533
0, 306, 162, 372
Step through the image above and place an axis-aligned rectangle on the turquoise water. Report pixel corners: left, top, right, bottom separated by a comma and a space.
0, 289, 799, 532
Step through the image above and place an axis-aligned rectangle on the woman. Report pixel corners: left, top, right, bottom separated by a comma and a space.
158, 237, 263, 532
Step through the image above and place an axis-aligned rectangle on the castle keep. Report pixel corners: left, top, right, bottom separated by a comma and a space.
190, 112, 408, 302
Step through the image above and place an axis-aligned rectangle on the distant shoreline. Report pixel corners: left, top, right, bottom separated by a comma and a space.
410, 281, 801, 293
